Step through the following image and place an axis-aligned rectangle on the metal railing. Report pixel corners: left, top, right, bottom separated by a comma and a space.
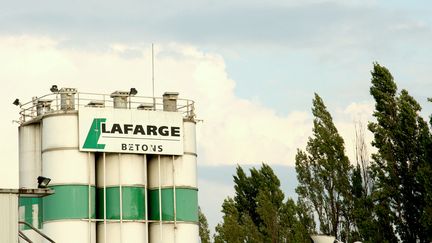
17, 92, 195, 124
18, 221, 56, 243
19, 231, 33, 243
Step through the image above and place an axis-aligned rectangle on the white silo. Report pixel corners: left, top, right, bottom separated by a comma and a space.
18, 122, 43, 243
41, 88, 96, 243
96, 153, 147, 243
96, 91, 147, 243
148, 92, 199, 243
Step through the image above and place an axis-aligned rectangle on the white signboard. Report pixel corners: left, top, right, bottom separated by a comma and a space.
79, 107, 183, 155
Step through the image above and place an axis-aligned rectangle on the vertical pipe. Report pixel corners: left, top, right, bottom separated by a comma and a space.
118, 153, 123, 243
172, 155, 177, 243
88, 152, 91, 243
158, 155, 162, 243
144, 155, 148, 243
103, 152, 107, 243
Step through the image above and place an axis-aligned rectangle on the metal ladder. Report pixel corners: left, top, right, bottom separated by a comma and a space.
18, 221, 56, 243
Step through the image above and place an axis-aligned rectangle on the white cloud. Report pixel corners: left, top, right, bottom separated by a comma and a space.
0, 35, 377, 189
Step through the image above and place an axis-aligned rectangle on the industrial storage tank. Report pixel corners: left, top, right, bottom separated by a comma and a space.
41, 88, 96, 243
96, 91, 147, 243
148, 93, 198, 243
18, 122, 42, 243
17, 87, 198, 243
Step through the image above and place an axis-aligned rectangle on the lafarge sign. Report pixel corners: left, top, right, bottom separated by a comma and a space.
79, 107, 183, 155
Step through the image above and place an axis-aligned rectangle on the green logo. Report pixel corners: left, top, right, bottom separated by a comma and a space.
83, 118, 106, 149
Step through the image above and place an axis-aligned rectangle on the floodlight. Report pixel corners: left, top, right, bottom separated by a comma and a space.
13, 98, 20, 106
50, 85, 59, 93
37, 176, 51, 188
129, 88, 138, 96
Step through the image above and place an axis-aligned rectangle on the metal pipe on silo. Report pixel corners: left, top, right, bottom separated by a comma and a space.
148, 93, 199, 243
88, 152, 93, 242
144, 155, 149, 243
158, 155, 162, 243
41, 89, 96, 243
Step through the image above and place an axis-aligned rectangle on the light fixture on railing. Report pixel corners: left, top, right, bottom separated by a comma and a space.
37, 176, 51, 188
129, 88, 138, 96
50, 85, 59, 93
128, 88, 138, 109
13, 98, 21, 106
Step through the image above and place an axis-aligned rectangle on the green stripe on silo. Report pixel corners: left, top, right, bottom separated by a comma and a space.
148, 188, 198, 222
43, 185, 96, 221
19, 197, 43, 230
96, 186, 146, 220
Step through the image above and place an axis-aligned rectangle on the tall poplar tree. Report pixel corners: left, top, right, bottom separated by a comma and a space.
295, 93, 352, 241
368, 63, 431, 242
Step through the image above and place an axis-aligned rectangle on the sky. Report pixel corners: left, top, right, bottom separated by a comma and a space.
1, 0, 432, 235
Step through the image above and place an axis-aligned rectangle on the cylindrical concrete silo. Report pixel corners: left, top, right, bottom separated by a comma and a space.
96, 91, 147, 243
41, 90, 96, 243
96, 154, 147, 243
148, 93, 199, 243
18, 123, 43, 243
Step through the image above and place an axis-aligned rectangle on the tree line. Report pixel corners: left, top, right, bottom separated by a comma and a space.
199, 63, 432, 243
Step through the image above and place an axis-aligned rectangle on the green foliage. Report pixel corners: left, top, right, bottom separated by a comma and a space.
214, 198, 245, 243
199, 207, 211, 243
214, 164, 311, 243
295, 93, 353, 241
368, 63, 432, 242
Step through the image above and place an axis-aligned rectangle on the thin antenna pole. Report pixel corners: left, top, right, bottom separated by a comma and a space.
152, 43, 155, 109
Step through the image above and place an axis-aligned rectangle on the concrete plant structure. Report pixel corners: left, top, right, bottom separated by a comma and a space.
14, 87, 198, 243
